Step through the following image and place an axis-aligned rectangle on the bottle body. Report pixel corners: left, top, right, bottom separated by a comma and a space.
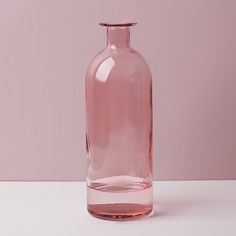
86, 24, 153, 220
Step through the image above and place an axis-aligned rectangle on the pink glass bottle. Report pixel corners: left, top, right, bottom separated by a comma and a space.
85, 22, 153, 220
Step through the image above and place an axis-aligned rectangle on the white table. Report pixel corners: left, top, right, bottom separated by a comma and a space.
0, 181, 235, 236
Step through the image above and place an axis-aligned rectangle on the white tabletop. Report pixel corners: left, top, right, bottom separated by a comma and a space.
0, 181, 235, 236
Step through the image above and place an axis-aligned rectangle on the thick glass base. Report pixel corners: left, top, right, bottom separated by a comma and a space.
87, 176, 153, 221
88, 203, 153, 221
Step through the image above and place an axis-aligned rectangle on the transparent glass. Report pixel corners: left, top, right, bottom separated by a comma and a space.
85, 23, 153, 220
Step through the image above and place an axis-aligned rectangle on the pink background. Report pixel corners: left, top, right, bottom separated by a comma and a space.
0, 0, 236, 180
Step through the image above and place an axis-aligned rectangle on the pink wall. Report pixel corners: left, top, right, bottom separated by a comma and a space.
0, 0, 236, 180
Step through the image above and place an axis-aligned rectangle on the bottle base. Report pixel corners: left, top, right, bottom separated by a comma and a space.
87, 203, 153, 221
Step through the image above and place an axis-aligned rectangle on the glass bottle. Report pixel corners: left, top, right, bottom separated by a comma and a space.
85, 22, 153, 220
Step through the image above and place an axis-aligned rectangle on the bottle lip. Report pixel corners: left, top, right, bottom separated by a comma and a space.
99, 22, 137, 27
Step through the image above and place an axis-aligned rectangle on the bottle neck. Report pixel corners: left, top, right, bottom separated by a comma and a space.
107, 26, 130, 48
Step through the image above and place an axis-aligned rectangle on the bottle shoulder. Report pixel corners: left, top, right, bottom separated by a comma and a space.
86, 47, 152, 80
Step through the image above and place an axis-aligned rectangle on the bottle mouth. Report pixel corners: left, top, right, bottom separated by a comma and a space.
99, 22, 137, 27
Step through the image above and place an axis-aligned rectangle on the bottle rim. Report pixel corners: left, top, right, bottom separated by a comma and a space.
99, 22, 137, 27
